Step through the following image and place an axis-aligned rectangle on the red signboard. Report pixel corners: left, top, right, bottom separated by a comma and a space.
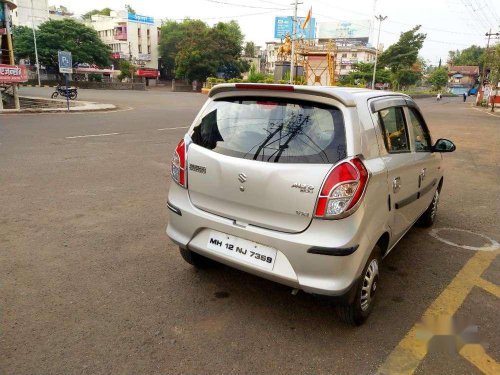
0, 64, 28, 83
136, 69, 159, 78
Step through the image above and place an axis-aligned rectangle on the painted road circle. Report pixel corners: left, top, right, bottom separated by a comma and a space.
430, 228, 500, 251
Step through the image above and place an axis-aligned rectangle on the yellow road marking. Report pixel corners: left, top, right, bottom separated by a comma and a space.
377, 250, 499, 375
460, 344, 500, 375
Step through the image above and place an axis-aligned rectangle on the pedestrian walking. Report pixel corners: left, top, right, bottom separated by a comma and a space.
463, 92, 467, 102
436, 93, 442, 101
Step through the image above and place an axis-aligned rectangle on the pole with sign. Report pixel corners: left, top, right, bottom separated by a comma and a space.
58, 51, 72, 111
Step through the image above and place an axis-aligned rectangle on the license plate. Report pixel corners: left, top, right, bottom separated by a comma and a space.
206, 231, 277, 271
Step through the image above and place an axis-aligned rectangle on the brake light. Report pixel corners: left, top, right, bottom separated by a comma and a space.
171, 139, 187, 188
234, 83, 294, 91
315, 157, 369, 218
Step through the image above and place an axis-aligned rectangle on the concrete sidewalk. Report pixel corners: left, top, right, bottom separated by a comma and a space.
0, 95, 116, 114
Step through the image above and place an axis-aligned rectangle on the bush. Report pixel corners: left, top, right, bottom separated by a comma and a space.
88, 73, 102, 82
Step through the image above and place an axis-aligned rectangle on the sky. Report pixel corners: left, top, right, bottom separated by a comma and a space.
51, 0, 500, 66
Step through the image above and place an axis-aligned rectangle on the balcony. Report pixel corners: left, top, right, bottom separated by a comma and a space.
114, 27, 127, 41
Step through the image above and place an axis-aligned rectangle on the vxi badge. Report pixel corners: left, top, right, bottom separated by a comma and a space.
291, 182, 314, 194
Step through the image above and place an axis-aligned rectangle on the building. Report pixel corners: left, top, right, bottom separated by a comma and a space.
447, 65, 479, 95
86, 10, 159, 79
48, 5, 74, 21
334, 45, 377, 79
264, 41, 280, 75
11, 0, 49, 27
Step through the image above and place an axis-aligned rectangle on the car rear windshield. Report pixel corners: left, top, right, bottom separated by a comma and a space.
190, 97, 346, 164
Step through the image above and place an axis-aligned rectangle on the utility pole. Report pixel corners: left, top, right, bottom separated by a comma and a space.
30, 0, 41, 87
289, 0, 302, 84
477, 30, 500, 106
371, 15, 387, 90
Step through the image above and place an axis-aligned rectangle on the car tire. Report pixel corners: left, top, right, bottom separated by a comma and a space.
179, 247, 215, 268
337, 246, 381, 326
51, 92, 58, 99
417, 188, 440, 228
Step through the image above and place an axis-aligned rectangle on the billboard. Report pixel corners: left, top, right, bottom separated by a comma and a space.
317, 20, 370, 40
0, 65, 28, 83
127, 13, 154, 25
274, 16, 316, 40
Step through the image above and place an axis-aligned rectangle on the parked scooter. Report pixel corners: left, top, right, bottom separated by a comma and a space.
51, 85, 78, 100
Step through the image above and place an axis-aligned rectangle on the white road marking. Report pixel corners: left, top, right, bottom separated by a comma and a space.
157, 126, 189, 131
65, 133, 120, 139
430, 227, 499, 251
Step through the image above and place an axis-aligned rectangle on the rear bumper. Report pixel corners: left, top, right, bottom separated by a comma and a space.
166, 183, 375, 296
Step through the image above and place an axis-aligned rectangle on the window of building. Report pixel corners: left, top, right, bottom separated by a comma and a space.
352, 53, 357, 58
148, 45, 151, 54
138, 45, 142, 53
340, 65, 347, 70
342, 53, 347, 58
377, 107, 410, 153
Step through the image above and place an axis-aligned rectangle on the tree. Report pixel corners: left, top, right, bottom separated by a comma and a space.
341, 62, 391, 86
159, 19, 207, 78
244, 41, 256, 57
448, 45, 485, 68
125, 4, 136, 14
118, 59, 136, 80
427, 67, 448, 90
13, 19, 111, 69
159, 19, 248, 82
378, 25, 426, 89
81, 7, 112, 20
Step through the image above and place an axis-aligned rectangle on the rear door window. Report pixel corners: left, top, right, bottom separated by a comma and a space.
191, 97, 346, 164
377, 107, 410, 153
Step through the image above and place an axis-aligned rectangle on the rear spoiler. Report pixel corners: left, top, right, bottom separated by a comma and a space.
208, 83, 357, 107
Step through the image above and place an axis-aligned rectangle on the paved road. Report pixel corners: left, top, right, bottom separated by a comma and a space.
1, 88, 498, 374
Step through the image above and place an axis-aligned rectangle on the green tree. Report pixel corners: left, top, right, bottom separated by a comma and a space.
448, 45, 485, 68
378, 25, 426, 89
125, 4, 136, 14
244, 41, 256, 57
159, 19, 248, 82
81, 7, 112, 20
159, 19, 207, 78
117, 59, 136, 80
341, 62, 391, 86
13, 19, 111, 69
427, 67, 448, 90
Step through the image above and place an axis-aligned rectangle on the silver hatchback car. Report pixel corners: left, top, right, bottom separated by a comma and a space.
166, 84, 455, 325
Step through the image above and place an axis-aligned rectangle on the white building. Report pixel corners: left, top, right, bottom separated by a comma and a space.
86, 10, 159, 74
48, 5, 74, 21
11, 0, 49, 27
264, 41, 279, 75
335, 45, 378, 79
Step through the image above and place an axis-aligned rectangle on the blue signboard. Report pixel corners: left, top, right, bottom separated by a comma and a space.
127, 13, 154, 25
58, 50, 73, 74
274, 16, 316, 40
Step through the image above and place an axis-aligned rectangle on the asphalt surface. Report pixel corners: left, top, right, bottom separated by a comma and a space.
1, 87, 498, 374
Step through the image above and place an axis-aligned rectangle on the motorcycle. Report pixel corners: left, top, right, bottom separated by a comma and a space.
51, 85, 78, 100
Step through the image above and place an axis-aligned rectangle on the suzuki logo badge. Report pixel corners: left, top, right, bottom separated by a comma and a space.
238, 173, 247, 183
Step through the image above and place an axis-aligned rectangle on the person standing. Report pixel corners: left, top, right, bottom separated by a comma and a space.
463, 92, 467, 102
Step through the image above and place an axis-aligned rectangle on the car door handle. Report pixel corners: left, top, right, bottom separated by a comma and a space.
418, 168, 426, 188
393, 177, 401, 193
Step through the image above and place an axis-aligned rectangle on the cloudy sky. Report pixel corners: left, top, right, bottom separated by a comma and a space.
51, 0, 500, 65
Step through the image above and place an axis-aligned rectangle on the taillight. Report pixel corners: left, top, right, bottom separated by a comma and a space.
171, 139, 187, 188
314, 157, 369, 219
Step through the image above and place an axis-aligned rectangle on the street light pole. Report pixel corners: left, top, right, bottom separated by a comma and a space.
371, 14, 387, 90
289, 0, 301, 84
30, 0, 41, 87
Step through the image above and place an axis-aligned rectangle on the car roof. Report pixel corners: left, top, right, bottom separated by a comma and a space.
209, 83, 410, 107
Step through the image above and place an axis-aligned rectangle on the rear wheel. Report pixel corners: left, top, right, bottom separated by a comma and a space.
337, 246, 381, 326
179, 247, 215, 268
417, 188, 440, 228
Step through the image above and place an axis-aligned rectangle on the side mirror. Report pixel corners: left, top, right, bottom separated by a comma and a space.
432, 138, 456, 153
